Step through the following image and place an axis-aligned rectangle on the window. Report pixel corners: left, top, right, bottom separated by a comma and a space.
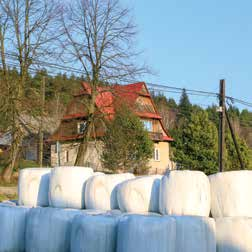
65, 150, 69, 163
154, 148, 160, 161
77, 121, 87, 134
55, 141, 60, 153
141, 120, 152, 132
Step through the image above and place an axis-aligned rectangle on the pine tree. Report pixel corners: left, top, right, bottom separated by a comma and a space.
102, 106, 153, 174
172, 108, 218, 175
178, 89, 192, 120
225, 132, 252, 170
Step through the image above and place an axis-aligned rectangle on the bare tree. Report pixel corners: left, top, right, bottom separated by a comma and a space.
0, 0, 61, 182
61, 0, 147, 165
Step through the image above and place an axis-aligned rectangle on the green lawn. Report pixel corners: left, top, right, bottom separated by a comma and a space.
0, 193, 17, 202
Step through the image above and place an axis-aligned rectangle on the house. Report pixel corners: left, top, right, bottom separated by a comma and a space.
0, 115, 58, 164
48, 82, 174, 174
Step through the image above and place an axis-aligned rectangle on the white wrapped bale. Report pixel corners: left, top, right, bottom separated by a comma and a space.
49, 166, 93, 209
117, 175, 161, 213
209, 171, 252, 218
94, 172, 104, 175
117, 215, 176, 252
174, 216, 216, 252
18, 168, 52, 207
25, 207, 81, 252
0, 205, 30, 252
71, 215, 119, 252
159, 170, 211, 216
0, 200, 18, 206
85, 173, 135, 210
216, 217, 252, 252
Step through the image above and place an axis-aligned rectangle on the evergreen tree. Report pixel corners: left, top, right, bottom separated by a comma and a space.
225, 131, 252, 170
102, 106, 153, 174
178, 89, 192, 119
240, 109, 252, 127
172, 108, 218, 175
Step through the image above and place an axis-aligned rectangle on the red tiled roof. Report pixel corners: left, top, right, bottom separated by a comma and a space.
50, 81, 173, 142
163, 135, 174, 141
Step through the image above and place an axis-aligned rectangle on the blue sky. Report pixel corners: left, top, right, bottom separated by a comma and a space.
124, 0, 252, 110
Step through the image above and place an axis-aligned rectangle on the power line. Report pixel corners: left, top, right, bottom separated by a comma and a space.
148, 87, 218, 98
2, 50, 252, 110
226, 96, 252, 108
147, 82, 218, 96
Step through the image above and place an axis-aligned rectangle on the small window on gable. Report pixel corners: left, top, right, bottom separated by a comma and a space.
141, 120, 152, 132
154, 148, 160, 161
77, 121, 87, 134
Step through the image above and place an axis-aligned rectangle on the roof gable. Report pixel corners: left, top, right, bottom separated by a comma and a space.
49, 81, 173, 142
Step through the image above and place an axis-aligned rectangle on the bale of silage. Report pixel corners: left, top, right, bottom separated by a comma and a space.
0, 204, 30, 252
18, 168, 52, 207
71, 215, 119, 252
49, 166, 93, 209
117, 175, 161, 213
174, 216, 216, 252
216, 217, 252, 252
85, 173, 135, 210
159, 170, 211, 216
209, 170, 252, 218
25, 207, 81, 252
0, 200, 18, 206
117, 215, 176, 252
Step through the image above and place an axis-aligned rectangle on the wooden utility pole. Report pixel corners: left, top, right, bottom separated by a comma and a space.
38, 76, 45, 167
225, 106, 245, 170
218, 79, 225, 172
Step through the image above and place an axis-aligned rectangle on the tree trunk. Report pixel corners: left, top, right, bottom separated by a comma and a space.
38, 77, 45, 167
75, 118, 93, 166
75, 89, 96, 166
1, 126, 22, 183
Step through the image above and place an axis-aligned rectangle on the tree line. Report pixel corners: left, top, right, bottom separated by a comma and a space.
153, 90, 252, 174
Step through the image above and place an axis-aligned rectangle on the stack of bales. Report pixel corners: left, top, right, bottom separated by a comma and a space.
209, 171, 252, 252
160, 171, 216, 252
0, 166, 250, 252
115, 171, 216, 252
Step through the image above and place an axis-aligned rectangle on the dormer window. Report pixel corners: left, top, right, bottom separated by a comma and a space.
141, 120, 152, 132
77, 121, 87, 134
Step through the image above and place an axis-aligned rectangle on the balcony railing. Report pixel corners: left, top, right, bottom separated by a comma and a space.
148, 132, 163, 141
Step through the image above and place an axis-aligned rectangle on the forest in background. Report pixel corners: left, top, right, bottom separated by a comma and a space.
1, 70, 251, 175
153, 90, 252, 174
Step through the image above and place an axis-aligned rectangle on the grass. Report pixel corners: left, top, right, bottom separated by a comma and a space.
0, 193, 17, 202
0, 159, 40, 187
18, 159, 40, 170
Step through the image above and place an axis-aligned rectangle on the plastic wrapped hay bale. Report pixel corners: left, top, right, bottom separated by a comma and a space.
209, 171, 252, 218
117, 215, 176, 252
216, 217, 252, 252
85, 173, 135, 210
0, 204, 30, 252
18, 168, 52, 207
159, 170, 211, 216
94, 172, 104, 175
71, 215, 119, 252
25, 207, 81, 252
174, 216, 216, 252
49, 166, 93, 209
117, 175, 161, 213
0, 200, 18, 206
